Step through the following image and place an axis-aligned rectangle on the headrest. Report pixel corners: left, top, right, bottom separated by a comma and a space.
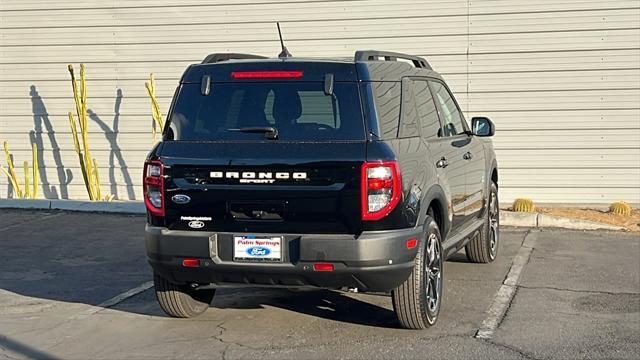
272, 89, 302, 123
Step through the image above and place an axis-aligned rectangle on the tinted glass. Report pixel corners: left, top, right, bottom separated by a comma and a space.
412, 80, 441, 140
429, 81, 466, 137
399, 78, 419, 138
370, 81, 401, 139
169, 82, 364, 141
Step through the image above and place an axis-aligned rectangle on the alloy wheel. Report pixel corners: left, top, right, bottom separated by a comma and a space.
425, 232, 443, 315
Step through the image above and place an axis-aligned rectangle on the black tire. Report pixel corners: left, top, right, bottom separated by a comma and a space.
153, 273, 215, 318
466, 181, 500, 263
391, 216, 443, 330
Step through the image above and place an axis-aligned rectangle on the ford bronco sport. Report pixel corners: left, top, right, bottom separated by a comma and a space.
144, 50, 499, 329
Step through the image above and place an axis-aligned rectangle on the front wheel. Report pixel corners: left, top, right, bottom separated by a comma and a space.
391, 216, 443, 329
154, 273, 215, 318
466, 181, 500, 263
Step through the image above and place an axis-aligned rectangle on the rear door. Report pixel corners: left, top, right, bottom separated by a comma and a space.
160, 77, 366, 235
427, 80, 473, 232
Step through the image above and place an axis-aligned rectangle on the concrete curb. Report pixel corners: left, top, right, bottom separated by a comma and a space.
0, 199, 145, 214
500, 210, 625, 231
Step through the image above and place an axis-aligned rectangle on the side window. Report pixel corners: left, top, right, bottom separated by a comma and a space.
412, 80, 441, 140
399, 78, 419, 138
429, 81, 466, 137
371, 81, 401, 139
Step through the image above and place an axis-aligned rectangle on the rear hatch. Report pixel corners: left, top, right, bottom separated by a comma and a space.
160, 61, 366, 234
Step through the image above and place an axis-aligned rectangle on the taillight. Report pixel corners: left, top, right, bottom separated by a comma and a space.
361, 161, 402, 221
143, 160, 164, 216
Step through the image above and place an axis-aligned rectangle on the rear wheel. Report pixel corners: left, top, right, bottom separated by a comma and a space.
154, 273, 215, 318
392, 216, 443, 329
466, 181, 499, 263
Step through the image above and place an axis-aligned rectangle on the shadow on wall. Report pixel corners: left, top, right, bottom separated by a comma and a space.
29, 86, 136, 200
87, 89, 135, 200
29, 85, 72, 199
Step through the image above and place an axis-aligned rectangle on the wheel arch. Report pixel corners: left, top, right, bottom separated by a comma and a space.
419, 184, 450, 238
491, 164, 498, 187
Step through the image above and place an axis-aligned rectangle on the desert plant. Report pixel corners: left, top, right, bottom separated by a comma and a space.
0, 141, 38, 199
609, 201, 632, 216
67, 64, 112, 201
145, 73, 164, 141
512, 198, 536, 213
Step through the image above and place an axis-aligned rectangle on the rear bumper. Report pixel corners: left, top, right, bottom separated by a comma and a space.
145, 225, 421, 292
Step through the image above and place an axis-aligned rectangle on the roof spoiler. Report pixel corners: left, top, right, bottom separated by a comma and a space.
202, 53, 268, 64
354, 50, 432, 70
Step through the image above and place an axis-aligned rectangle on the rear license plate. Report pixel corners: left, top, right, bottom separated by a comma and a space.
233, 235, 283, 262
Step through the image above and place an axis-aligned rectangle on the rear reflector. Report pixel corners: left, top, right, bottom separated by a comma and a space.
182, 259, 200, 267
406, 238, 418, 249
313, 263, 334, 272
231, 70, 303, 79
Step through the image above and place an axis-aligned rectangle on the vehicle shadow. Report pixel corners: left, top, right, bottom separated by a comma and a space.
114, 285, 400, 328
0, 334, 62, 360
446, 252, 469, 263
0, 208, 400, 328
211, 287, 400, 328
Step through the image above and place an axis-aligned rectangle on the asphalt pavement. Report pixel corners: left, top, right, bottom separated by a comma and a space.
0, 209, 638, 359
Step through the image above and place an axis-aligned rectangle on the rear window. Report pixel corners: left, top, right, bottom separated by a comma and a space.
168, 82, 365, 141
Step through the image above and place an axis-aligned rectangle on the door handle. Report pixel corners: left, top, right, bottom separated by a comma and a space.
463, 151, 473, 160
436, 157, 448, 168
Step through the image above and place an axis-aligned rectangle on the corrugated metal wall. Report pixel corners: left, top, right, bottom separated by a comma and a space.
1, 0, 639, 204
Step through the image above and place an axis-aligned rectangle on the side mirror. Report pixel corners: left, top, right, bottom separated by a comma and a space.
471, 117, 495, 137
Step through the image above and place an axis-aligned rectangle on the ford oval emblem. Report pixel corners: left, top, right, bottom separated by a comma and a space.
188, 220, 205, 229
172, 194, 191, 204
247, 246, 271, 257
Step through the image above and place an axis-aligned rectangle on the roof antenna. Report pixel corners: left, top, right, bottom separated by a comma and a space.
277, 22, 292, 58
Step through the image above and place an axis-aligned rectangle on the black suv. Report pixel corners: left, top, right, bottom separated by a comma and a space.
144, 50, 499, 329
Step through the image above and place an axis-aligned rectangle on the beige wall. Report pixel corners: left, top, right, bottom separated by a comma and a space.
1, 0, 639, 203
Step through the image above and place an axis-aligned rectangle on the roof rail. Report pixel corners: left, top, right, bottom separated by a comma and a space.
354, 50, 432, 70
202, 53, 268, 64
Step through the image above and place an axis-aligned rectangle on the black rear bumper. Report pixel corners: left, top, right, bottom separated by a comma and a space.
145, 225, 421, 292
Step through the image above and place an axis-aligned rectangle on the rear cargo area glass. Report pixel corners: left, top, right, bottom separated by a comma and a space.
169, 82, 365, 141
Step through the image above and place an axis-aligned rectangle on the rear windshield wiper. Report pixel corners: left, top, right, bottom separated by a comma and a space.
227, 126, 278, 140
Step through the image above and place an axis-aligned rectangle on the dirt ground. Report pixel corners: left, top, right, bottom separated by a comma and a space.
536, 207, 640, 232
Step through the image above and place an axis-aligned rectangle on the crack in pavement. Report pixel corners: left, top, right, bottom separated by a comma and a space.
479, 338, 539, 360
517, 285, 640, 296
213, 321, 262, 360
1, 212, 65, 232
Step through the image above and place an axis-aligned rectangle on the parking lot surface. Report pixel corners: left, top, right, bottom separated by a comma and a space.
1, 209, 638, 359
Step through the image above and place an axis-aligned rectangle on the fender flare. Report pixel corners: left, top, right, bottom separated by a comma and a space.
417, 184, 451, 238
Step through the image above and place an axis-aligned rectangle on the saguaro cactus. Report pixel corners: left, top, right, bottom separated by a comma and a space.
145, 73, 164, 141
67, 64, 108, 201
0, 141, 38, 199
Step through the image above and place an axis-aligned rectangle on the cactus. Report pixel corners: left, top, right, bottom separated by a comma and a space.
609, 201, 632, 216
32, 143, 38, 199
512, 198, 536, 213
1, 141, 22, 198
68, 64, 113, 201
0, 141, 39, 199
145, 73, 164, 141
